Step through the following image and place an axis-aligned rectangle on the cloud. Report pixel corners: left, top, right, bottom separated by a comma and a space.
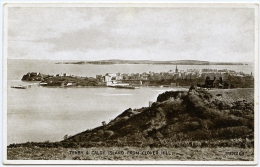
7, 7, 255, 62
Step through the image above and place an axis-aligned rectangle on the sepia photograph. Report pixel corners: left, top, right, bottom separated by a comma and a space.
2, 3, 258, 165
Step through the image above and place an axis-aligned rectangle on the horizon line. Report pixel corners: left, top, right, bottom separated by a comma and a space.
6, 58, 254, 63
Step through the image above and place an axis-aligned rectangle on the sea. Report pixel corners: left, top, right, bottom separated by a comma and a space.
6, 59, 254, 145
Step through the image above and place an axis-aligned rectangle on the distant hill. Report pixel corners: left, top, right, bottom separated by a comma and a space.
55, 60, 245, 65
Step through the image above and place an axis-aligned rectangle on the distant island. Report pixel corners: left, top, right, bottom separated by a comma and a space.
55, 59, 246, 65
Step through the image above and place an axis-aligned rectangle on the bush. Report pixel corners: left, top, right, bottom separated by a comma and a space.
183, 121, 201, 131
213, 126, 252, 139
213, 115, 248, 128
187, 130, 211, 140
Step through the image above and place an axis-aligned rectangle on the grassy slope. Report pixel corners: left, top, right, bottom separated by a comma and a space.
8, 147, 254, 161
7, 88, 255, 160
209, 88, 254, 104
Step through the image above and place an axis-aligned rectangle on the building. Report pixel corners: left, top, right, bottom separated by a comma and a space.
175, 65, 178, 73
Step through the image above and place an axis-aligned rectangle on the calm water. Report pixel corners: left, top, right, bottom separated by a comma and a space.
7, 59, 254, 144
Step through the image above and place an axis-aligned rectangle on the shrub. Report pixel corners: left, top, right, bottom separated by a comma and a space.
213, 126, 252, 139
183, 121, 201, 131
213, 115, 248, 128
187, 130, 211, 140
103, 130, 114, 139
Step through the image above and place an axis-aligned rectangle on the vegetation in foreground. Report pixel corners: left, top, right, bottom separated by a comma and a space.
8, 146, 254, 161
8, 88, 254, 160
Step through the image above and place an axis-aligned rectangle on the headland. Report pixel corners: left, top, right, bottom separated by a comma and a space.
8, 88, 254, 160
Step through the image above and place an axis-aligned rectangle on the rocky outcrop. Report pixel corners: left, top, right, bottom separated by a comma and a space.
21, 72, 47, 81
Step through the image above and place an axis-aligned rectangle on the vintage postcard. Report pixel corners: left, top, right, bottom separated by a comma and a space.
2, 3, 259, 165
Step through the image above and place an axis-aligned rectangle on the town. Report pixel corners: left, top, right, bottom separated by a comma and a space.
96, 66, 254, 89
21, 65, 254, 89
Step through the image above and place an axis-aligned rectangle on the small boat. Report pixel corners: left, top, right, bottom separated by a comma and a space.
11, 85, 27, 89
39, 82, 48, 86
108, 85, 136, 89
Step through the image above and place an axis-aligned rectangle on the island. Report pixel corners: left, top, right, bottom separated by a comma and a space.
55, 59, 246, 65
21, 72, 99, 87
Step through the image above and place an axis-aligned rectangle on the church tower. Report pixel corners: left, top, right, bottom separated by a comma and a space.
175, 65, 178, 73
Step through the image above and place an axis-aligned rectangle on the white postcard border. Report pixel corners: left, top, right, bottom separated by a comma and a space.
2, 2, 259, 165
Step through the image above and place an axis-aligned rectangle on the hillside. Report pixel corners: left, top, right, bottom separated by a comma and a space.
56, 88, 253, 148
7, 88, 255, 160
9, 88, 254, 149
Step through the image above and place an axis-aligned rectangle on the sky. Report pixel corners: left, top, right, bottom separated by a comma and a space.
7, 6, 256, 62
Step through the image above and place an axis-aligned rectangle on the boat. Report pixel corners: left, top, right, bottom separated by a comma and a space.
11, 85, 27, 89
39, 82, 48, 86
108, 85, 136, 89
